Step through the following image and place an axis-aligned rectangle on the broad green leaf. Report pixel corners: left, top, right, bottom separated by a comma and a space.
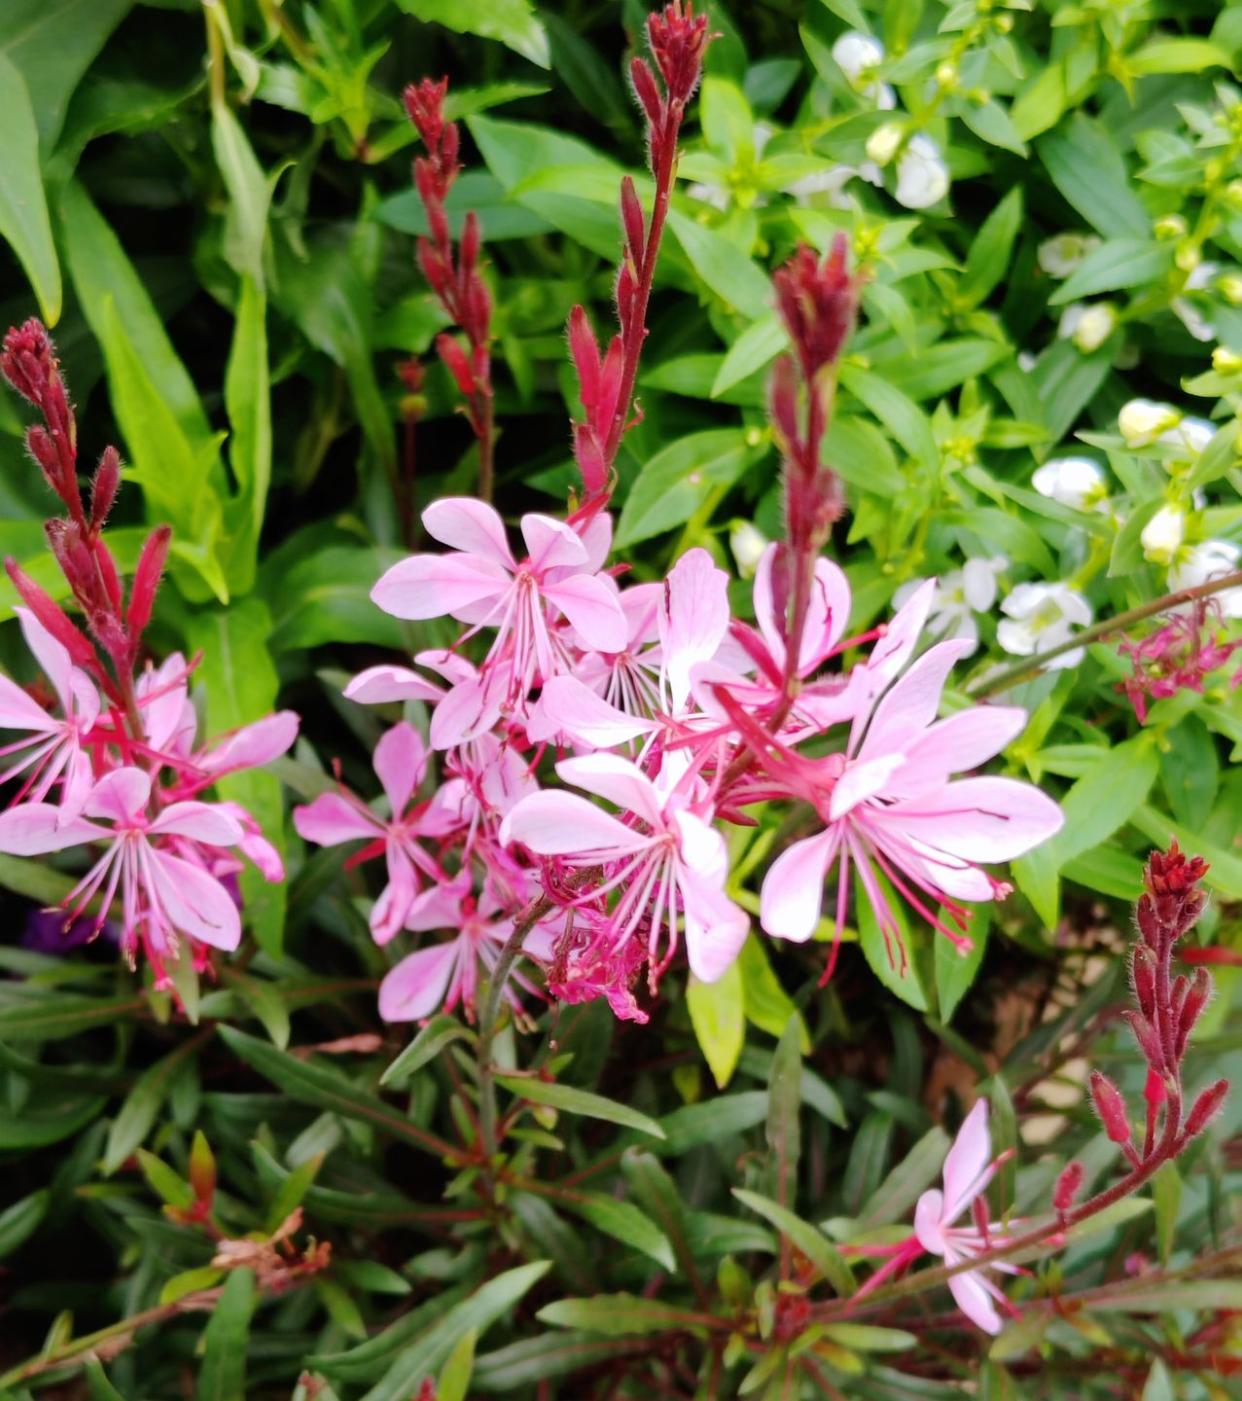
958, 188, 1023, 310
219, 276, 272, 594
766, 1017, 802, 1197
655, 1092, 768, 1154
855, 870, 929, 1011
84, 1358, 132, 1401
935, 906, 991, 1024
1043, 735, 1159, 871
103, 1037, 200, 1173
135, 1149, 195, 1210
687, 962, 745, 1090
1011, 61, 1066, 141
396, 0, 550, 68
877, 339, 1011, 401
472, 1332, 648, 1391
1127, 39, 1231, 75
561, 1192, 675, 1272
381, 1015, 477, 1087
711, 314, 785, 398
1049, 239, 1170, 305
854, 1126, 950, 1228
957, 97, 1027, 155
620, 1150, 695, 1279
824, 416, 905, 496
839, 365, 938, 470
437, 1329, 476, 1401
196, 1268, 255, 1401
820, 1323, 916, 1353
615, 428, 767, 548
667, 210, 774, 320
376, 171, 554, 242
737, 935, 807, 1047
0, 1091, 106, 1149
733, 1190, 854, 1295
360, 1263, 551, 1401
494, 1074, 666, 1139
1039, 116, 1150, 239
0, 54, 60, 322
0, 988, 145, 1041
187, 598, 287, 955
161, 1266, 226, 1306
210, 98, 271, 288
0, 1188, 49, 1259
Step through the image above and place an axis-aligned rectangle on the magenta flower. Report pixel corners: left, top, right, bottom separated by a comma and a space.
378, 876, 557, 1022
500, 751, 748, 984
758, 582, 1061, 970
0, 767, 244, 974
913, 1101, 1017, 1334
292, 722, 453, 943
370, 500, 627, 731
0, 606, 100, 818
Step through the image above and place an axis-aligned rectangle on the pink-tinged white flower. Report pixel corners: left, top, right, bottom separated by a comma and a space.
292, 722, 448, 944
378, 876, 557, 1022
1031, 457, 1107, 512
893, 558, 1005, 656
758, 582, 1061, 970
913, 1101, 1018, 1334
0, 606, 100, 819
369, 500, 627, 729
997, 583, 1093, 667
500, 751, 748, 985
0, 767, 244, 976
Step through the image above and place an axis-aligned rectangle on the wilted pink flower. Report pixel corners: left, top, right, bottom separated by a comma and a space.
0, 607, 100, 818
913, 1101, 1017, 1334
379, 876, 556, 1022
0, 767, 243, 977
501, 751, 748, 985
293, 722, 455, 943
758, 582, 1062, 971
1119, 599, 1242, 724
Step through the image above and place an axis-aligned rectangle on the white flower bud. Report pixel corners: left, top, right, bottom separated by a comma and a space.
832, 32, 885, 86
1058, 302, 1116, 353
1119, 398, 1181, 449
894, 135, 949, 209
1140, 505, 1186, 565
1037, 233, 1100, 279
865, 121, 904, 167
1161, 415, 1215, 456
1031, 456, 1107, 511
730, 521, 769, 578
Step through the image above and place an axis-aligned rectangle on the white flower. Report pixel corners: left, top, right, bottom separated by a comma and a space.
1032, 457, 1107, 512
1037, 233, 1101, 280
686, 182, 731, 211
895, 135, 949, 210
784, 162, 883, 207
1016, 350, 1038, 373
729, 520, 769, 578
1057, 302, 1116, 353
893, 557, 1006, 655
1169, 540, 1242, 618
1172, 261, 1218, 343
1161, 415, 1215, 457
1140, 505, 1186, 565
997, 583, 1093, 668
831, 31, 894, 108
1119, 398, 1181, 449
865, 121, 904, 167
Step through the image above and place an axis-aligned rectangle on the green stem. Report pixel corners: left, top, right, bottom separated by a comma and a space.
968, 568, 1242, 699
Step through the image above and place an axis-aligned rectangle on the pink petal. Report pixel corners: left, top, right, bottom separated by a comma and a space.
202, 712, 300, 775
829, 754, 906, 820
151, 802, 244, 845
59, 749, 95, 823
752, 544, 789, 669
660, 548, 730, 711
344, 665, 444, 704
137, 655, 195, 754
555, 752, 663, 828
942, 1099, 992, 1221
14, 607, 74, 714
680, 868, 749, 982
0, 803, 101, 855
147, 850, 242, 951
858, 638, 974, 763
889, 778, 1064, 863
374, 722, 426, 816
0, 673, 57, 732
500, 790, 643, 856
541, 574, 628, 653
414, 649, 478, 685
371, 843, 418, 945
799, 558, 853, 672
671, 809, 727, 883
619, 582, 662, 645
371, 553, 510, 621
892, 707, 1027, 797
379, 939, 460, 1021
947, 1269, 1004, 1335
428, 675, 502, 750
575, 511, 614, 573
422, 497, 514, 567
760, 829, 836, 943
521, 513, 588, 571
293, 792, 380, 847
913, 1188, 947, 1255
405, 876, 471, 931
527, 675, 652, 749
85, 767, 151, 825
69, 671, 100, 730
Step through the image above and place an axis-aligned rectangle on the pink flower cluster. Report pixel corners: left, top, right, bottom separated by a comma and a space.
0, 320, 297, 988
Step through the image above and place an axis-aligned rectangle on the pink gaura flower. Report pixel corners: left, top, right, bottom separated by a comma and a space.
500, 751, 748, 984
292, 722, 454, 943
0, 607, 100, 818
758, 581, 1061, 971
0, 766, 244, 972
370, 500, 627, 725
378, 875, 557, 1021
913, 1101, 1018, 1334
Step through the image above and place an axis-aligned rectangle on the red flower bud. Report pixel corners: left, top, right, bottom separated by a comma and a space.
127, 525, 171, 639
91, 446, 121, 531
93, 536, 123, 615
620, 176, 645, 263
1131, 943, 1157, 1018
1183, 1078, 1229, 1140
1124, 1010, 1166, 1072
630, 56, 664, 127
1176, 966, 1213, 1059
1090, 1070, 1132, 1145
768, 355, 800, 451
1, 318, 55, 407
460, 210, 481, 273
568, 305, 602, 413
1053, 1161, 1084, 1213
417, 240, 451, 298
403, 77, 449, 151
615, 260, 637, 333
5, 558, 96, 669
573, 424, 608, 496
436, 333, 476, 396
1144, 1066, 1167, 1116
646, 0, 710, 106
773, 236, 861, 384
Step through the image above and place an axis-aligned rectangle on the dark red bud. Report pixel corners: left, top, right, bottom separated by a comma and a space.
615, 260, 637, 333
4, 558, 97, 669
90, 447, 121, 530
1, 319, 55, 407
1090, 1070, 1132, 1145
1176, 966, 1213, 1058
769, 354, 801, 450
1183, 1078, 1229, 1140
460, 210, 481, 272
403, 77, 449, 150
1053, 1161, 1084, 1213
620, 176, 645, 262
1131, 943, 1157, 1018
568, 305, 601, 411
417, 241, 451, 297
1144, 1066, 1167, 1114
127, 525, 171, 639
773, 235, 861, 384
436, 333, 476, 396
646, 0, 710, 106
573, 423, 608, 496
1124, 1010, 1166, 1072
630, 57, 663, 127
